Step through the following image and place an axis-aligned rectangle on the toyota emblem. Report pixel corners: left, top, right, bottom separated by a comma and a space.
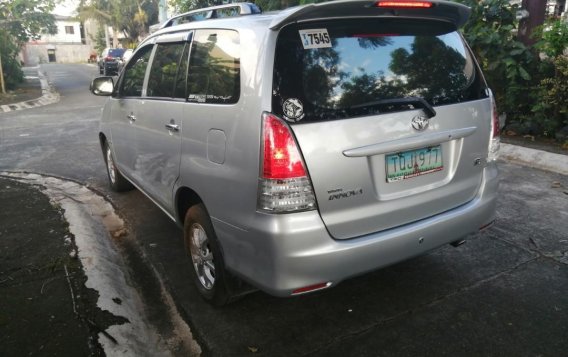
411, 115, 429, 131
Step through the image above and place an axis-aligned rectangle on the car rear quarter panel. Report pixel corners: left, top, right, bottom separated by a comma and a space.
176, 24, 277, 233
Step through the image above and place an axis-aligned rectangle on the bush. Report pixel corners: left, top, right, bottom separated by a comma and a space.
0, 33, 24, 91
534, 19, 568, 58
456, 0, 535, 117
531, 56, 568, 136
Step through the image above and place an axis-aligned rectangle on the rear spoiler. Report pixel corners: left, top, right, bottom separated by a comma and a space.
269, 0, 471, 30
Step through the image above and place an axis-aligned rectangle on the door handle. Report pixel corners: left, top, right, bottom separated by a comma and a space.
127, 114, 136, 122
165, 123, 180, 132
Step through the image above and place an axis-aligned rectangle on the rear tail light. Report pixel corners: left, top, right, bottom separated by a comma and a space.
104, 56, 113, 61
258, 113, 316, 213
376, 1, 433, 8
488, 93, 500, 161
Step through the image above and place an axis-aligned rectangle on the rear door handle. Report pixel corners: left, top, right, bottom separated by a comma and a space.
127, 114, 136, 123
165, 123, 180, 132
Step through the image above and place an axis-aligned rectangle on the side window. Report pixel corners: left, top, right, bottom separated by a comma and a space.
147, 42, 187, 98
174, 44, 190, 99
187, 29, 240, 104
120, 46, 153, 97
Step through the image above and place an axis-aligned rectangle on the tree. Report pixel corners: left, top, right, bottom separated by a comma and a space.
0, 0, 57, 93
169, 0, 220, 14
77, 0, 158, 45
518, 0, 547, 46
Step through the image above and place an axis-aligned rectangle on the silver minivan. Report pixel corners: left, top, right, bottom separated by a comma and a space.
91, 0, 499, 305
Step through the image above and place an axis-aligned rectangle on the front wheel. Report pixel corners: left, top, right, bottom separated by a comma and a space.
104, 142, 133, 192
184, 204, 236, 306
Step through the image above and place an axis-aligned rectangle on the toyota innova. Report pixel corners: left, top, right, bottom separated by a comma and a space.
90, 0, 499, 305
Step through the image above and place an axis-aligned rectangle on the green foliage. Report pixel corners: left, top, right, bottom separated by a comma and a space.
0, 0, 57, 91
170, 0, 222, 13
256, 0, 300, 11
0, 32, 24, 90
91, 25, 107, 54
455, 0, 535, 116
169, 0, 305, 13
78, 0, 158, 41
534, 19, 568, 58
531, 56, 568, 134
0, 0, 57, 44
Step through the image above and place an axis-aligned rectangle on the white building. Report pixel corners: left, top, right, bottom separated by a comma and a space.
21, 3, 98, 66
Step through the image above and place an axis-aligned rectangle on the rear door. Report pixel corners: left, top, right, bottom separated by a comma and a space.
272, 19, 491, 239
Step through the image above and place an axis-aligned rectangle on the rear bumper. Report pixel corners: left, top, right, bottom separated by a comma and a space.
103, 62, 119, 69
213, 164, 499, 297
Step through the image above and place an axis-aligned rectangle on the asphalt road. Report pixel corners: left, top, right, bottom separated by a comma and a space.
1, 64, 567, 356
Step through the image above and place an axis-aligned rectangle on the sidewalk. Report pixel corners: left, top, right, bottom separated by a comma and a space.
0, 177, 104, 355
0, 171, 202, 356
0, 66, 59, 113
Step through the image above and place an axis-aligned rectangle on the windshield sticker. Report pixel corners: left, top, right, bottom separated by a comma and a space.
299, 29, 332, 49
283, 98, 305, 122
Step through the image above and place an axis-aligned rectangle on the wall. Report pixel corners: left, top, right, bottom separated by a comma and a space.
23, 44, 93, 66
40, 19, 82, 44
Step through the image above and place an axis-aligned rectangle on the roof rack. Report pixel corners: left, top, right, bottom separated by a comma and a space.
152, 2, 262, 32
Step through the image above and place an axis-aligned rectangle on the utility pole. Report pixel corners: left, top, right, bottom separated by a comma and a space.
518, 0, 547, 46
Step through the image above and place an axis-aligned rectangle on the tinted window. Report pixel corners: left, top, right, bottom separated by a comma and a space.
109, 48, 125, 57
120, 46, 152, 97
216, 7, 239, 18
174, 44, 190, 99
147, 42, 187, 98
273, 19, 488, 123
187, 29, 240, 104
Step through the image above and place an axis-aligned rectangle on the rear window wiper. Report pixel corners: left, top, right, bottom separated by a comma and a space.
348, 97, 436, 118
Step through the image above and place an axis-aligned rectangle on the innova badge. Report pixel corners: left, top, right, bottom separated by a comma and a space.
411, 114, 429, 131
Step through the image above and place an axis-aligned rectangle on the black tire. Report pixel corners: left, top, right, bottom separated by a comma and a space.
103, 65, 108, 76
103, 142, 133, 192
184, 203, 235, 306
99, 66, 103, 74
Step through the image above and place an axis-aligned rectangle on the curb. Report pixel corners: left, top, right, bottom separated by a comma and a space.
500, 143, 568, 176
0, 69, 60, 113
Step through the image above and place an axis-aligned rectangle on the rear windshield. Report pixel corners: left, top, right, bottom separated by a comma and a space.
109, 48, 126, 57
273, 19, 488, 123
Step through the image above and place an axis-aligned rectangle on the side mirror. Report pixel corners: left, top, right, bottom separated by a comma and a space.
90, 77, 114, 96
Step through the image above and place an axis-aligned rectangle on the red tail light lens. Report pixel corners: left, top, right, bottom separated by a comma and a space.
262, 113, 307, 179
105, 56, 113, 61
376, 1, 433, 8
258, 113, 316, 213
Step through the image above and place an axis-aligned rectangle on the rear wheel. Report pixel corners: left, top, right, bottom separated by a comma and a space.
104, 142, 133, 192
184, 203, 235, 306
103, 65, 108, 76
